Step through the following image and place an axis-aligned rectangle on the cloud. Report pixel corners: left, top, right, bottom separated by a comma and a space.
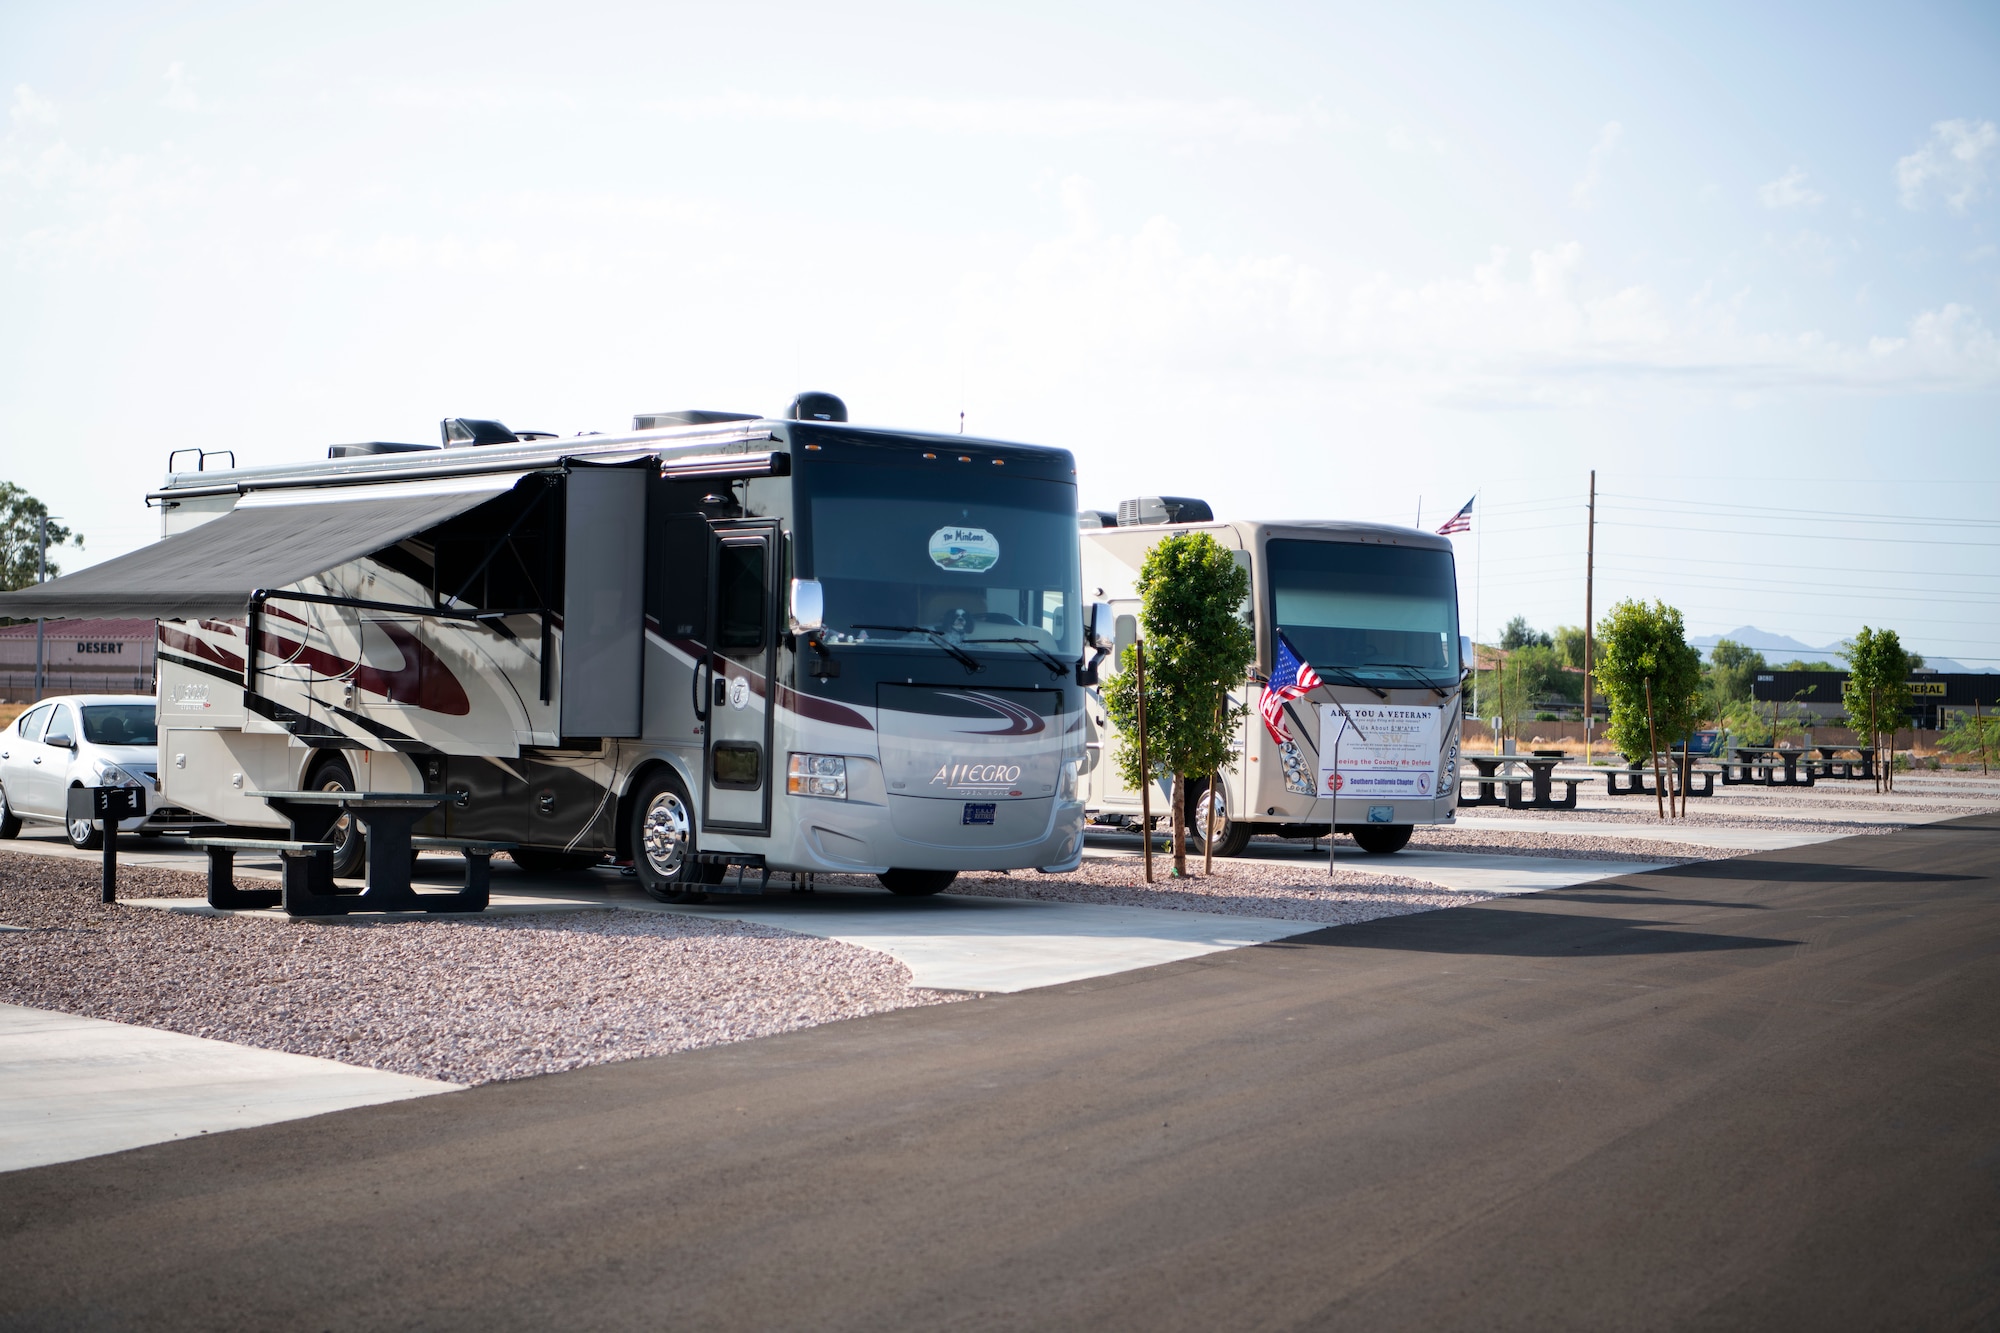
10, 85, 56, 128
160, 63, 201, 112
952, 202, 2000, 408
1758, 167, 1823, 210
1570, 121, 1623, 210
1896, 119, 1997, 214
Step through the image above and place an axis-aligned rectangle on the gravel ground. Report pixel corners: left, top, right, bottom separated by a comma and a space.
0, 851, 961, 1086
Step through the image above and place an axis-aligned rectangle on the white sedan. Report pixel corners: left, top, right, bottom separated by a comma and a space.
0, 695, 200, 848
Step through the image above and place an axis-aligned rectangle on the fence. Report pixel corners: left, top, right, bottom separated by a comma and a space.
0, 672, 153, 703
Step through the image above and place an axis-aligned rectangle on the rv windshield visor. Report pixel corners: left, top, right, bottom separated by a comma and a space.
1267, 539, 1460, 686
803, 468, 1082, 657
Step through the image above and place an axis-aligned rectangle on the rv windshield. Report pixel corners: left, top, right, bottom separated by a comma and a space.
805, 467, 1081, 659
1267, 539, 1460, 687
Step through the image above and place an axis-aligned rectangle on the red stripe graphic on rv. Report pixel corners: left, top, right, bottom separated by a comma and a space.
255, 622, 472, 716
164, 620, 470, 716
935, 691, 1048, 737
159, 625, 245, 673
661, 634, 875, 732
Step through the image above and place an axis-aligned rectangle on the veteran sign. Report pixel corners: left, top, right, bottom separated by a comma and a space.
1318, 704, 1443, 799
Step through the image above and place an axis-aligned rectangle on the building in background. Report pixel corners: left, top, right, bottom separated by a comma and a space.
1752, 670, 2000, 730
0, 619, 155, 702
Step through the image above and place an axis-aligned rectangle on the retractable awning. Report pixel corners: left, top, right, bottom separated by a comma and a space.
0, 471, 542, 622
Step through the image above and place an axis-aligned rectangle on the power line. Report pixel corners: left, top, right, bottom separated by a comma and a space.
1598, 492, 2000, 530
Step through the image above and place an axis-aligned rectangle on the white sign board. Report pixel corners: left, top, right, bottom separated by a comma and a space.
1318, 704, 1443, 800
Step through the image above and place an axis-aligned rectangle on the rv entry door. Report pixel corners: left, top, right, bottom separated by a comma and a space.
702, 521, 779, 834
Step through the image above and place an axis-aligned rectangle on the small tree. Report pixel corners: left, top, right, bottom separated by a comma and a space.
1552, 624, 1587, 670
1500, 615, 1552, 651
1706, 638, 1766, 705
1102, 531, 1255, 877
1594, 599, 1702, 765
1476, 647, 1531, 746
1842, 626, 1911, 792
0, 482, 82, 595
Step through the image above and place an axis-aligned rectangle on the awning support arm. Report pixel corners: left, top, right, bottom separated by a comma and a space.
443, 475, 559, 610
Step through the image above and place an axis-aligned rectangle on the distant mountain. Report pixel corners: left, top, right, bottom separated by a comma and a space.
1690, 627, 1839, 663
1690, 626, 1995, 673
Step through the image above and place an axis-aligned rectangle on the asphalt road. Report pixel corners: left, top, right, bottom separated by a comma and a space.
5, 817, 1998, 1331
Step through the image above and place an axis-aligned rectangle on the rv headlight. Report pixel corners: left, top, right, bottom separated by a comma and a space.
1280, 739, 1316, 796
1058, 758, 1081, 801
786, 753, 848, 800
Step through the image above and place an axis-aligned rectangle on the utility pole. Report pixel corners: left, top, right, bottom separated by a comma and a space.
1583, 471, 1596, 766
33, 514, 48, 702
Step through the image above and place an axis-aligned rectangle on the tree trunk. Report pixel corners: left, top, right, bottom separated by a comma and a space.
1170, 773, 1188, 877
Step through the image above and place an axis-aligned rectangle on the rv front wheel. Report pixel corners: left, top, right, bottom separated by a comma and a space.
1349, 823, 1413, 855
631, 771, 712, 904
1191, 785, 1254, 858
307, 755, 367, 879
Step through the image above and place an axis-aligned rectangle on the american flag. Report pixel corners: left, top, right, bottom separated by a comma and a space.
1260, 631, 1323, 743
1436, 495, 1474, 535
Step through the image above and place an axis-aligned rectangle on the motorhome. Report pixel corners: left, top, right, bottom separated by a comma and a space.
1079, 497, 1467, 856
0, 396, 1100, 901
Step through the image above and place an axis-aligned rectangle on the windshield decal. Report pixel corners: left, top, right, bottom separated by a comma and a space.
928, 526, 1000, 573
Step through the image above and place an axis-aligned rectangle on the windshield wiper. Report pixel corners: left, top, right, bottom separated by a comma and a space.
851, 625, 984, 675
1317, 663, 1390, 700
1362, 661, 1456, 696
967, 637, 1069, 676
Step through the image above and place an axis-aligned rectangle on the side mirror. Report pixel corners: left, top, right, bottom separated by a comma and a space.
47, 734, 75, 750
789, 578, 825, 634
1085, 601, 1115, 650
1459, 635, 1474, 669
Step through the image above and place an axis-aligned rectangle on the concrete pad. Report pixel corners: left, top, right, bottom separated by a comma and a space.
1085, 841, 1669, 896
614, 889, 1319, 993
1368, 851, 1673, 895
1450, 817, 1841, 852
0, 1003, 460, 1174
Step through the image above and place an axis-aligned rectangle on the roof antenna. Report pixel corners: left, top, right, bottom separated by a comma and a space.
959, 411, 965, 435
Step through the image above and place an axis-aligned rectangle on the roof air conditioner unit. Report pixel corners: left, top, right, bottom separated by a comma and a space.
1116, 496, 1213, 526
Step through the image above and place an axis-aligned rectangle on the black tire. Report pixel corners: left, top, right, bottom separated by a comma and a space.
878, 868, 957, 896
1188, 783, 1254, 858
64, 789, 103, 850
306, 754, 367, 879
0, 784, 20, 839
510, 847, 605, 873
1350, 823, 1413, 855
628, 769, 716, 904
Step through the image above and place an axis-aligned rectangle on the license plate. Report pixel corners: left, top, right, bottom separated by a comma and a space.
962, 802, 996, 825
1367, 805, 1395, 823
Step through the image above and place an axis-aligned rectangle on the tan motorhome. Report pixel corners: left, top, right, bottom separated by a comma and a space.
1080, 497, 1467, 855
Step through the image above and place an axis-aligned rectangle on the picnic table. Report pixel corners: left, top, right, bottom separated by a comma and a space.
1606, 759, 1716, 798
1807, 745, 1876, 781
1458, 756, 1511, 807
243, 789, 489, 915
1458, 752, 1583, 810
1719, 747, 1816, 788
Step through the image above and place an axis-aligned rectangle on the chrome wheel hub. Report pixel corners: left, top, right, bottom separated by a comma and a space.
641, 790, 691, 877
1195, 789, 1225, 842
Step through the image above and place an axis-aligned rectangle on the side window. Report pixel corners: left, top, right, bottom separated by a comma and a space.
42, 705, 75, 746
16, 704, 52, 742
716, 541, 767, 651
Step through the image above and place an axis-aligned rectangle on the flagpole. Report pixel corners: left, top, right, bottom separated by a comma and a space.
1474, 490, 1483, 744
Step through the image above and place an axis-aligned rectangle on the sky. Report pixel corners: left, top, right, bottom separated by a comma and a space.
3, 1, 1998, 664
